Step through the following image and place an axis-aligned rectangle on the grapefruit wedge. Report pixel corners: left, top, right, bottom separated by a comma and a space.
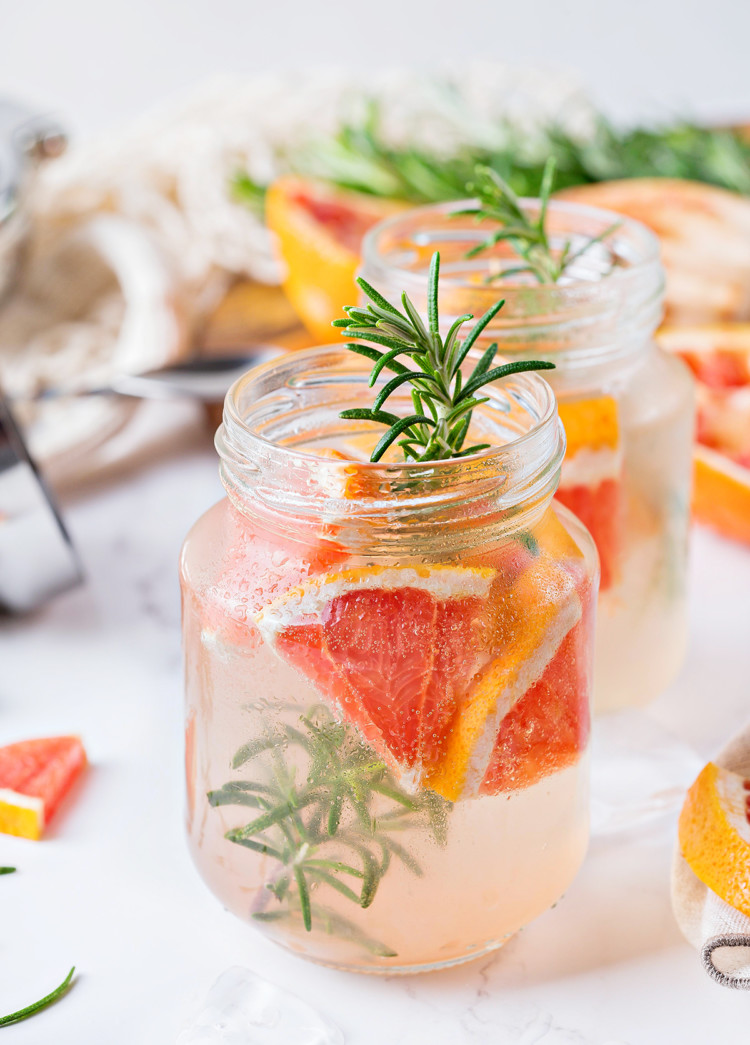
657, 323, 750, 545
255, 564, 495, 786
0, 737, 86, 840
266, 176, 405, 342
425, 558, 582, 801
679, 762, 750, 917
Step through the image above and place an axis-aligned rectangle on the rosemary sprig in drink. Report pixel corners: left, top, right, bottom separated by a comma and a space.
210, 705, 449, 956
452, 160, 620, 284
334, 251, 554, 462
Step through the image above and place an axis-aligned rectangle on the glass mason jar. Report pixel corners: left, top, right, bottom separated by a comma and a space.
361, 201, 695, 713
180, 346, 599, 973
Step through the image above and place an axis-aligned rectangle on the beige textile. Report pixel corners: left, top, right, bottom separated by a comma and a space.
672, 724, 750, 988
0, 67, 591, 485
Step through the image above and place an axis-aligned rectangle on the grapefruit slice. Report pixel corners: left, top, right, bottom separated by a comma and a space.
679, 762, 750, 917
255, 564, 495, 786
657, 323, 750, 545
0, 737, 86, 840
265, 176, 405, 342
558, 179, 750, 324
556, 395, 623, 591
424, 558, 582, 802
480, 578, 594, 795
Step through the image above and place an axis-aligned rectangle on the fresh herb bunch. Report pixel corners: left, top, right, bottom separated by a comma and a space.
210, 705, 448, 957
334, 251, 554, 462
453, 159, 620, 283
291, 105, 750, 202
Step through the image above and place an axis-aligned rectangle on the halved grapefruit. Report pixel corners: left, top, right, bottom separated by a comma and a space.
657, 323, 750, 545
558, 179, 750, 324
265, 176, 405, 341
0, 737, 86, 840
556, 395, 623, 591
679, 762, 750, 917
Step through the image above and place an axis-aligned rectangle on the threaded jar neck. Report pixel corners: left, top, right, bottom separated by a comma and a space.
361, 199, 664, 380
215, 346, 565, 554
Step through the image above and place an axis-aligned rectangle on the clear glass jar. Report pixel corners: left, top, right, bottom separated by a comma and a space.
180, 346, 598, 973
361, 201, 695, 713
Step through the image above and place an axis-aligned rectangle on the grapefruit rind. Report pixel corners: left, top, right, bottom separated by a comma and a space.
679, 762, 750, 917
255, 564, 496, 639
0, 790, 45, 841
425, 559, 582, 802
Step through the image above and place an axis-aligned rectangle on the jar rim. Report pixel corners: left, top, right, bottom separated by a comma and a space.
360, 198, 665, 374
361, 196, 662, 296
216, 345, 565, 541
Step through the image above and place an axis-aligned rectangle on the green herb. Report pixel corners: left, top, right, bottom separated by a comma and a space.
231, 170, 267, 217
452, 160, 620, 283
0, 967, 76, 1027
291, 104, 750, 202
0, 866, 16, 875
334, 250, 554, 462
211, 705, 449, 956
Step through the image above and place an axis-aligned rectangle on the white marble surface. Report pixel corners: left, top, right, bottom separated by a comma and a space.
2, 418, 750, 1044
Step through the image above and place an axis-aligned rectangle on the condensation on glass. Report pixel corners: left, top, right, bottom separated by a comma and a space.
180, 348, 599, 972
361, 202, 695, 712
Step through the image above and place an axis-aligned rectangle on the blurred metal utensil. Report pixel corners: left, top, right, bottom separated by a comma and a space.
21, 347, 284, 404
0, 390, 82, 614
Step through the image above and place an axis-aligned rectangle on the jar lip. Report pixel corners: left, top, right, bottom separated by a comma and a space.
219, 343, 560, 475
361, 196, 662, 298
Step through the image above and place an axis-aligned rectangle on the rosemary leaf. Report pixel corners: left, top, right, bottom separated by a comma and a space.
0, 967, 75, 1028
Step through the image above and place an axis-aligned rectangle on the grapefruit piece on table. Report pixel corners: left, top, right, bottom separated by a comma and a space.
679, 762, 750, 918
425, 557, 583, 802
0, 737, 86, 840
255, 564, 495, 787
657, 323, 750, 545
265, 176, 405, 342
555, 395, 623, 591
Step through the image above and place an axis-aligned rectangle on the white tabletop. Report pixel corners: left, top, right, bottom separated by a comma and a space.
2, 428, 750, 1044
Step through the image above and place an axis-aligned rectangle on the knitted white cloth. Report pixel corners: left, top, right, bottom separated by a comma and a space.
672, 724, 750, 989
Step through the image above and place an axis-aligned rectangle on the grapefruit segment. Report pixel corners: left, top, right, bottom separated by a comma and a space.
424, 559, 582, 802
0, 737, 86, 840
256, 564, 495, 785
480, 579, 594, 794
679, 762, 750, 917
556, 395, 623, 590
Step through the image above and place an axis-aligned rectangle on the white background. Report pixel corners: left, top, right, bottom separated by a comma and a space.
3, 0, 750, 139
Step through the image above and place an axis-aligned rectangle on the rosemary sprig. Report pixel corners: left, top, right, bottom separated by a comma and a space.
452, 160, 620, 284
0, 967, 76, 1027
334, 250, 553, 461
210, 705, 449, 955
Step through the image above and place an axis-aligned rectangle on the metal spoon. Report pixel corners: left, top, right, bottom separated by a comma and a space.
17, 346, 283, 404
